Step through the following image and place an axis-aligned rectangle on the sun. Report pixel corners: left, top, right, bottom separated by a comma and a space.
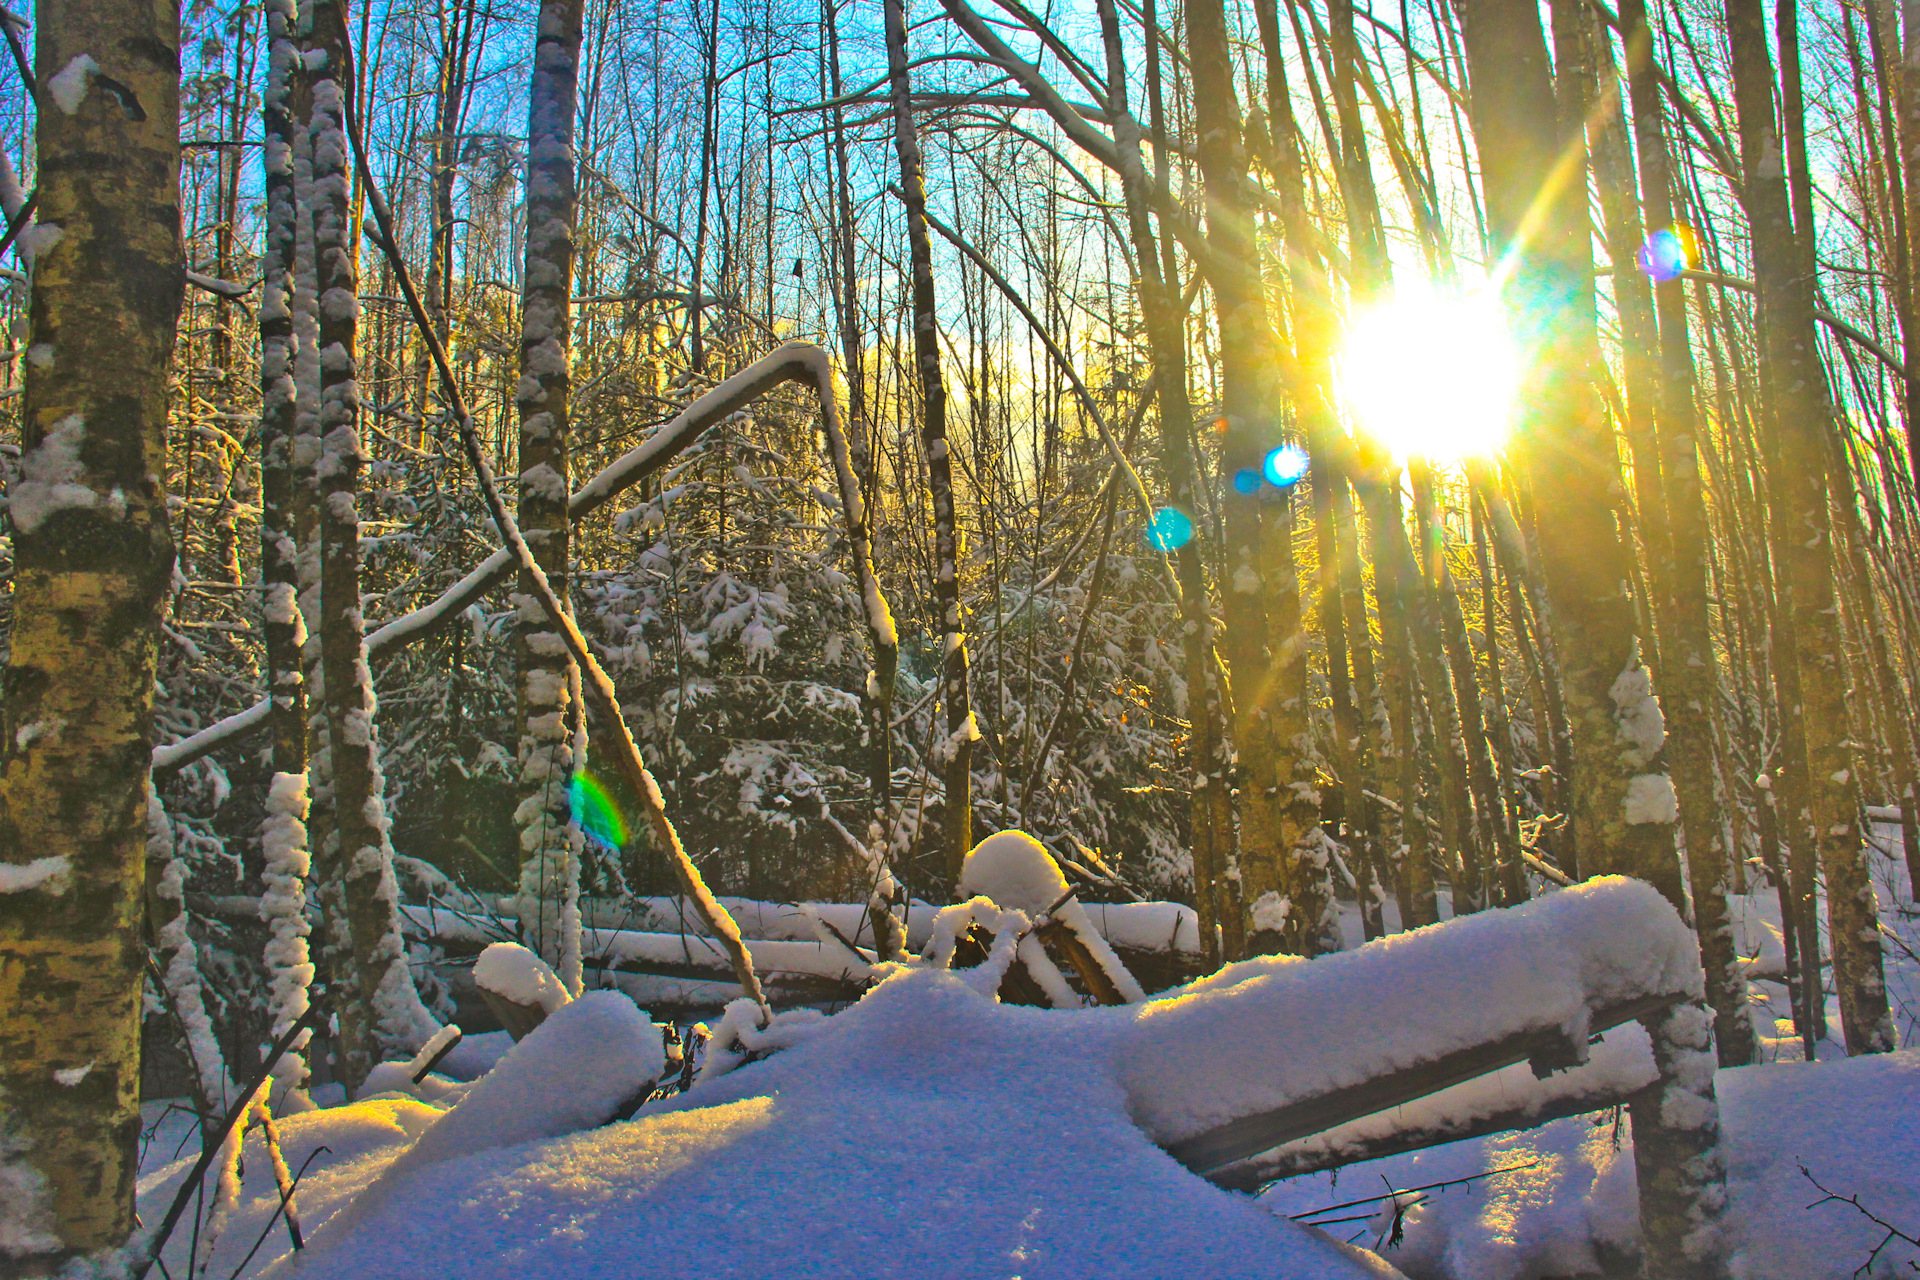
1337, 284, 1519, 464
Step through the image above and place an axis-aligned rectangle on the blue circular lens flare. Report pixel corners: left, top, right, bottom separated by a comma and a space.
1263, 444, 1310, 488
1232, 468, 1262, 495
1638, 229, 1688, 283
1145, 506, 1194, 551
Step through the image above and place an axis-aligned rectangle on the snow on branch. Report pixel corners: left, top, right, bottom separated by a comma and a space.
153, 343, 885, 775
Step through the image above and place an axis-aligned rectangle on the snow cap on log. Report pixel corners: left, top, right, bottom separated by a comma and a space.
1116, 876, 1703, 1154
474, 942, 573, 1040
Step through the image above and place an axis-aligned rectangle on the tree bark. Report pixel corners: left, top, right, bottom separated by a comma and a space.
513, 0, 587, 974
1726, 0, 1894, 1055
884, 0, 973, 886
259, 0, 317, 1104
1618, 0, 1758, 1065
1456, 0, 1686, 909
0, 0, 180, 1262
1095, 0, 1230, 964
310, 0, 441, 1090
1184, 0, 1325, 956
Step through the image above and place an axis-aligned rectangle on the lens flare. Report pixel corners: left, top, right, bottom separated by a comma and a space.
1146, 506, 1194, 551
1263, 444, 1310, 488
1637, 224, 1699, 283
1232, 468, 1262, 495
1338, 285, 1518, 464
569, 770, 630, 848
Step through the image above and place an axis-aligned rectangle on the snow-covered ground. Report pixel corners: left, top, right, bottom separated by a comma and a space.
136, 828, 1920, 1280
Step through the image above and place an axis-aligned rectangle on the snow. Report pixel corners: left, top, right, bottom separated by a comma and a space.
0, 854, 70, 895
1609, 660, 1666, 768
9, 414, 101, 535
1216, 1024, 1661, 1188
260, 770, 313, 1097
292, 991, 664, 1250
1116, 877, 1701, 1157
1255, 1049, 1920, 1280
243, 968, 1397, 1280
48, 54, 100, 115
1624, 772, 1679, 825
473, 941, 574, 1015
958, 830, 1148, 1003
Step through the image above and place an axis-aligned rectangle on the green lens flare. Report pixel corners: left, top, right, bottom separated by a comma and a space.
569, 770, 630, 847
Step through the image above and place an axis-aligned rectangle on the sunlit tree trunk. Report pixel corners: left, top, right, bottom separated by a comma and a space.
0, 0, 179, 1262
1616, 0, 1758, 1065
884, 0, 973, 884
1458, 0, 1685, 910
1185, 0, 1325, 957
1096, 0, 1229, 963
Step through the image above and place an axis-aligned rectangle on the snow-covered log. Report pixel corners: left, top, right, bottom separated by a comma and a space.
1116, 877, 1705, 1173
1205, 1023, 1661, 1189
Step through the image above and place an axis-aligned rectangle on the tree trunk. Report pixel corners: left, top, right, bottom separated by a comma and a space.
1095, 0, 1229, 964
884, 0, 973, 886
309, 0, 441, 1090
1185, 0, 1324, 956
259, 0, 317, 1106
1456, 0, 1686, 909
513, 0, 587, 976
1726, 0, 1895, 1055
1618, 0, 1758, 1065
0, 0, 180, 1262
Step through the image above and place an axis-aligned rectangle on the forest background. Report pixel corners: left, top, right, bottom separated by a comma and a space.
5, 0, 1920, 1258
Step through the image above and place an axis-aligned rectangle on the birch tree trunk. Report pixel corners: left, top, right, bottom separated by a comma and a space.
258, 0, 317, 1104
513, 0, 586, 975
885, 0, 973, 885
309, 0, 441, 1089
0, 0, 180, 1262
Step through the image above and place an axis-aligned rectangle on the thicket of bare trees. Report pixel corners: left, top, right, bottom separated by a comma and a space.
7, 0, 1920, 1261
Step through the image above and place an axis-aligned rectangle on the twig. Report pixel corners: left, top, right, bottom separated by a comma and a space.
1800, 1163, 1920, 1278
1288, 1160, 1541, 1219
0, 190, 38, 263
225, 1146, 329, 1279
131, 1004, 327, 1280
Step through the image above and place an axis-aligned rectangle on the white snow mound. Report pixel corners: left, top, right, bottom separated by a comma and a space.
473, 940, 573, 1013
301, 990, 664, 1253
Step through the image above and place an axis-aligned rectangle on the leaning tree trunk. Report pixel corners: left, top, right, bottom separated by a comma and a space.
1726, 0, 1894, 1056
0, 0, 180, 1264
258, 0, 317, 1105
513, 0, 587, 982
885, 0, 974, 886
309, 0, 441, 1091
